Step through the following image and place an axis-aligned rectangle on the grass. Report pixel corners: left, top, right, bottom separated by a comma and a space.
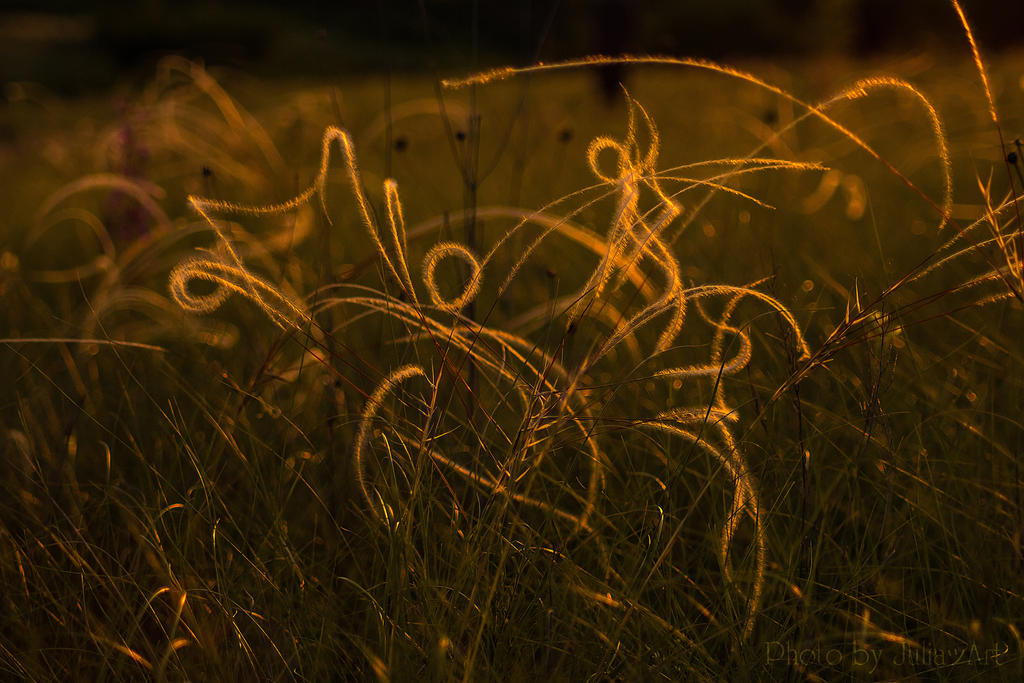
3, 4, 1024, 680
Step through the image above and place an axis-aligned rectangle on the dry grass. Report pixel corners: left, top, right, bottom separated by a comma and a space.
2, 2, 1024, 680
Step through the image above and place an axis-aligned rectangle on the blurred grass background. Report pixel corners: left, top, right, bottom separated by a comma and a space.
3, 1, 1024, 94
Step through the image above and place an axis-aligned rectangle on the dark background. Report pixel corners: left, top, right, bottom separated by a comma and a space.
2, 1, 1023, 94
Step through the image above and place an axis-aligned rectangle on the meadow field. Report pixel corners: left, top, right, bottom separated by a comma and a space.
3, 7, 1024, 681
